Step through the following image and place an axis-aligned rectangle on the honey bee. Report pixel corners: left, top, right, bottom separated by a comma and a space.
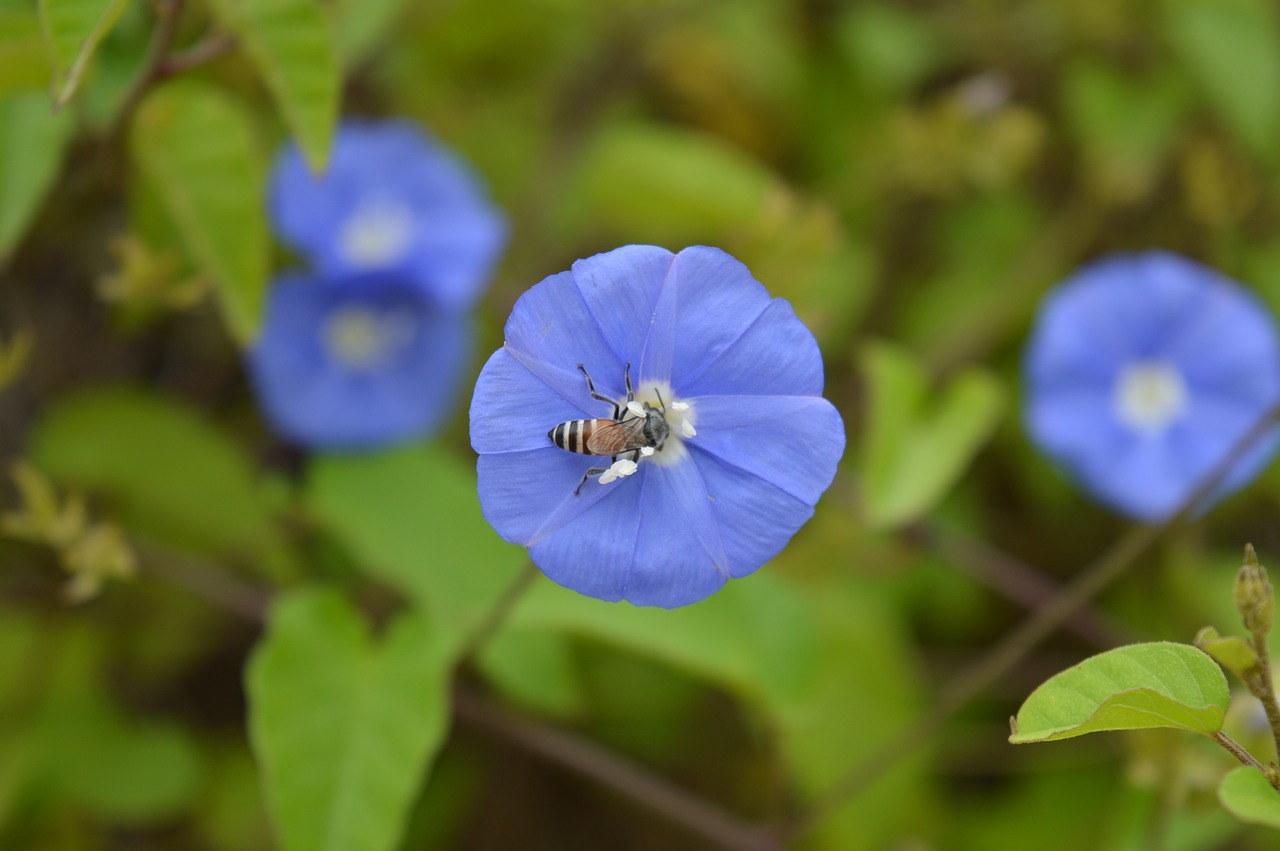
548, 362, 669, 495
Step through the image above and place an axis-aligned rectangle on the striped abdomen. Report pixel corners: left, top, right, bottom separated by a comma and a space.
548, 418, 627, 455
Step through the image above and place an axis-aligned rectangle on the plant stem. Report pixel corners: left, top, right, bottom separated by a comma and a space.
1213, 731, 1269, 775
453, 686, 779, 851
1249, 637, 1280, 762
108, 0, 185, 139
779, 399, 1280, 844
455, 561, 540, 660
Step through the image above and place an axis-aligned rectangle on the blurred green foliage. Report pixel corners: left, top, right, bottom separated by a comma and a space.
5, 0, 1280, 849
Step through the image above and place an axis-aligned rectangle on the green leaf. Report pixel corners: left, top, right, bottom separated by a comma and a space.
0, 9, 53, 97
1164, 0, 1280, 161
37, 0, 131, 108
1194, 626, 1260, 679
0, 91, 74, 263
308, 444, 525, 654
504, 569, 818, 706
205, 0, 339, 171
859, 341, 1004, 529
476, 629, 585, 718
331, 0, 411, 66
130, 81, 268, 345
561, 122, 774, 246
1219, 765, 1280, 829
30, 386, 276, 555
36, 699, 203, 823
247, 587, 451, 851
1009, 642, 1230, 743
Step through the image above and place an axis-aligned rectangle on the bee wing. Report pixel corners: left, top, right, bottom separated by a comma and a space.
585, 419, 630, 455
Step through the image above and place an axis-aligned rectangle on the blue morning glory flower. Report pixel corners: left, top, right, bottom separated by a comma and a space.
269, 120, 508, 310
470, 245, 845, 608
248, 273, 469, 449
1024, 251, 1280, 521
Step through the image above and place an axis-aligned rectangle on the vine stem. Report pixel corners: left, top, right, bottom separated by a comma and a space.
778, 400, 1280, 844
1213, 731, 1270, 776
107, 0, 185, 140
452, 686, 780, 851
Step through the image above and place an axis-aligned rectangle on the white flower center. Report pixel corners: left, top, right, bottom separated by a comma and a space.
1113, 361, 1189, 434
323, 305, 417, 370
338, 199, 416, 269
628, 380, 696, 468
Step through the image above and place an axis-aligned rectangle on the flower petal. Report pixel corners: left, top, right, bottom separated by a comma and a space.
639, 246, 774, 387
502, 270, 630, 408
693, 450, 816, 578
477, 447, 619, 546
528, 458, 730, 607
572, 245, 674, 369
249, 276, 467, 448
470, 349, 591, 455
677, 299, 825, 397
688, 395, 844, 506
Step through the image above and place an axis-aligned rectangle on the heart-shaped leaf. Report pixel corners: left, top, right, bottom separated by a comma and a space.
1194, 626, 1260, 679
247, 588, 451, 851
1010, 642, 1230, 743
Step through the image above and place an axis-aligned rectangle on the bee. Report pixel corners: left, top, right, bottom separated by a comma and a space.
548, 362, 669, 495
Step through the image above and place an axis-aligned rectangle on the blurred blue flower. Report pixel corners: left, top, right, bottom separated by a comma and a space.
470, 245, 845, 608
1024, 251, 1280, 521
269, 120, 507, 310
249, 273, 469, 449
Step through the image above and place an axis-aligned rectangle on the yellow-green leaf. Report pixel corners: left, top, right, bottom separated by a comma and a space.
206, 0, 339, 171
1219, 765, 1280, 829
129, 81, 267, 345
1010, 642, 1230, 744
247, 588, 451, 851
37, 0, 131, 108
0, 91, 73, 264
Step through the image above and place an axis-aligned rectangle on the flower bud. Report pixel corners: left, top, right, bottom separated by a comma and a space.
1235, 544, 1274, 638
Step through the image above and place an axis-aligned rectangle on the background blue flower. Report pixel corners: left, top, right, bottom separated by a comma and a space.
1024, 251, 1280, 521
269, 120, 508, 310
249, 273, 469, 449
470, 245, 845, 608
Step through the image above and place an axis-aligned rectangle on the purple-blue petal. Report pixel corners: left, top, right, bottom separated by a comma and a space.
248, 274, 467, 449
688, 395, 844, 505
678, 299, 825, 397
470, 348, 590, 455
571, 246, 675, 369
268, 119, 507, 309
1024, 250, 1280, 520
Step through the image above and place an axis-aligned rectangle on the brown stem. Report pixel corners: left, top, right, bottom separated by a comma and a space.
135, 539, 269, 624
1248, 636, 1280, 762
907, 521, 1135, 648
158, 33, 236, 78
453, 686, 780, 851
108, 0, 185, 140
779, 400, 1280, 843
454, 561, 540, 660
1213, 731, 1269, 774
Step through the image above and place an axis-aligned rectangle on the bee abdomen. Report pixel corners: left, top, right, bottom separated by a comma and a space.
549, 419, 597, 454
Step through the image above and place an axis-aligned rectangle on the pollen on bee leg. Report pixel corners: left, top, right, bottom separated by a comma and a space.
640, 446, 655, 457
598, 458, 638, 484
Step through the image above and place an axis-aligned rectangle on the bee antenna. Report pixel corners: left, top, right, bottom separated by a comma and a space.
654, 388, 667, 413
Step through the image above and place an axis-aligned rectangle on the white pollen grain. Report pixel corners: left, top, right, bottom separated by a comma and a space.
671, 401, 690, 411
640, 446, 655, 457
627, 401, 646, 417
681, 419, 697, 438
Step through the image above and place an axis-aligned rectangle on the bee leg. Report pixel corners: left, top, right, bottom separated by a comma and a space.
624, 361, 635, 403
574, 466, 610, 496
578, 363, 622, 420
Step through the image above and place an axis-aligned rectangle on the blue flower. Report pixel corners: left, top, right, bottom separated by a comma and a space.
1024, 251, 1280, 521
269, 120, 508, 310
470, 245, 845, 608
249, 273, 469, 449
